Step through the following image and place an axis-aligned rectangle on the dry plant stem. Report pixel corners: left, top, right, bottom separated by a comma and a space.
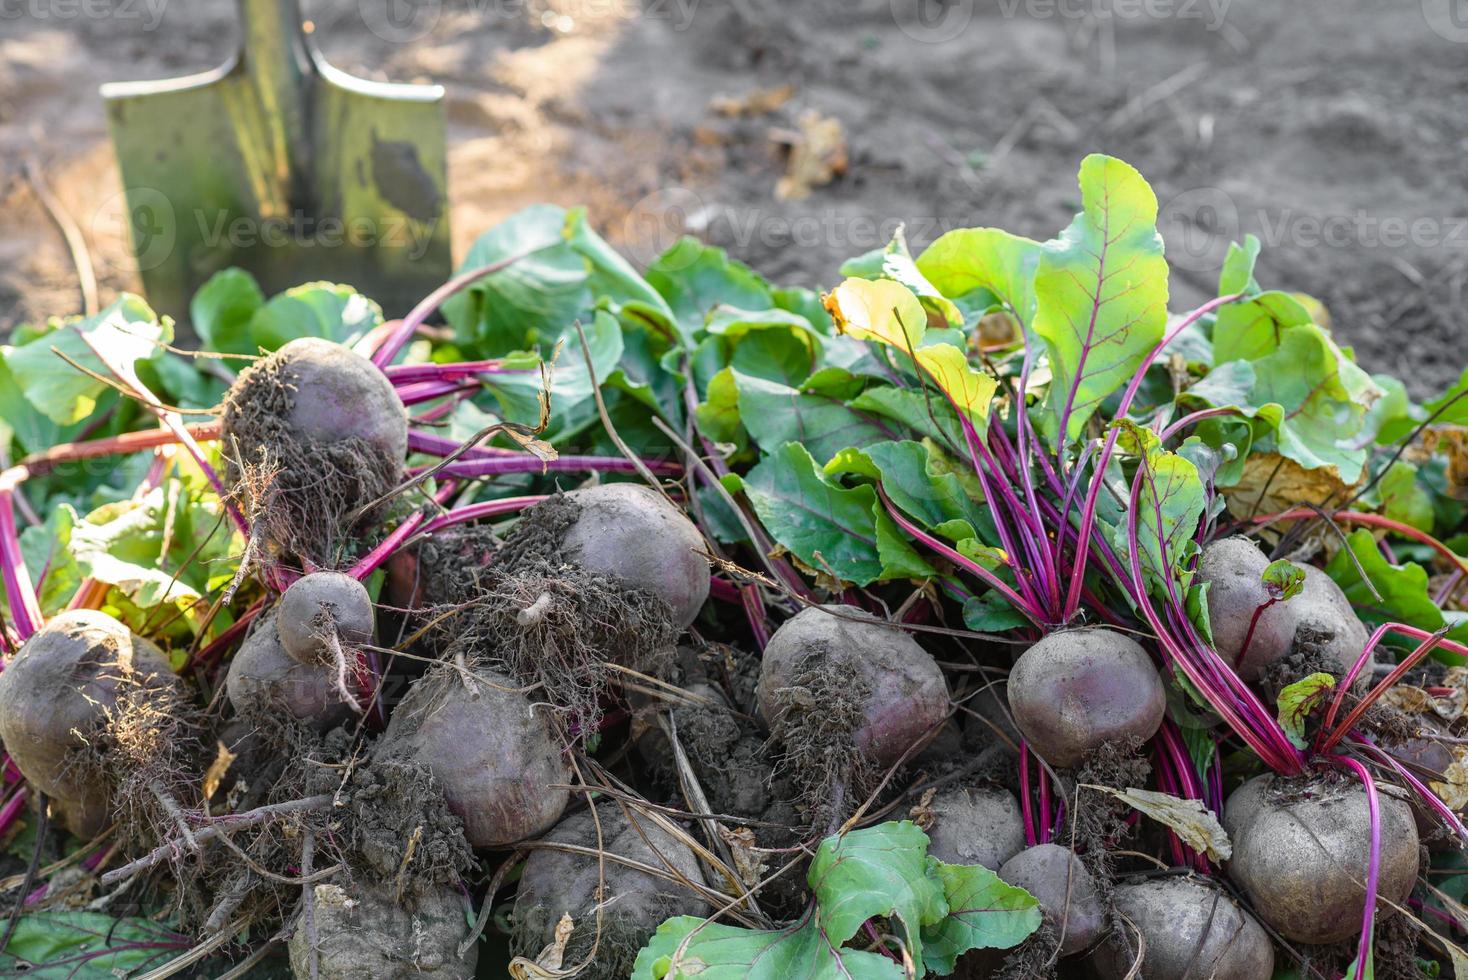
23, 156, 98, 315
0, 794, 45, 955
99, 796, 332, 887
301, 829, 319, 980
457, 848, 526, 959
148, 779, 200, 853
574, 319, 676, 504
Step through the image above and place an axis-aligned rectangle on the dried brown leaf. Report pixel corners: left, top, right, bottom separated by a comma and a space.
1086, 785, 1232, 862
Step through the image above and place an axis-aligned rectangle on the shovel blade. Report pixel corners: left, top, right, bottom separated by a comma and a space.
103, 56, 450, 323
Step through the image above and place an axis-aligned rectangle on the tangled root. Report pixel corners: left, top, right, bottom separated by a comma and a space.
1060, 737, 1151, 891
65, 666, 205, 859
221, 351, 401, 566
431, 495, 678, 737
766, 650, 878, 829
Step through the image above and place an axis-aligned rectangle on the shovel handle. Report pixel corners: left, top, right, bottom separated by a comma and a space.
236, 0, 313, 168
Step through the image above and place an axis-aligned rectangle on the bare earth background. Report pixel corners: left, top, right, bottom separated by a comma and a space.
1, 0, 1465, 394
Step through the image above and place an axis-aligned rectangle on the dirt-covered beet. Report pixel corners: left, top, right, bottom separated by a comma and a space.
220, 337, 407, 563
288, 882, 476, 979
924, 786, 1025, 871
758, 605, 948, 769
225, 613, 355, 730
561, 483, 710, 630
1221, 773, 1270, 841
1006, 629, 1165, 768
374, 663, 569, 848
511, 803, 709, 980
1227, 776, 1419, 945
277, 571, 375, 663
1093, 875, 1273, 979
0, 610, 182, 837
998, 844, 1105, 957
1198, 537, 1297, 681
1291, 565, 1373, 678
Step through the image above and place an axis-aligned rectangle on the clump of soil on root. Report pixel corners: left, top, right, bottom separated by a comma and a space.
766, 649, 878, 830
436, 494, 679, 735
220, 351, 401, 566
330, 756, 475, 896
1060, 737, 1151, 890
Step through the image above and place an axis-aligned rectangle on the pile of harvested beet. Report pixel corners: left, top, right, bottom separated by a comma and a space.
0, 153, 1466, 978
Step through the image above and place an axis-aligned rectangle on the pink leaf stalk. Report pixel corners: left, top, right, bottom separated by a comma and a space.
0, 470, 42, 640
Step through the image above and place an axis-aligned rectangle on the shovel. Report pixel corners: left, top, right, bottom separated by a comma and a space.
101, 0, 451, 323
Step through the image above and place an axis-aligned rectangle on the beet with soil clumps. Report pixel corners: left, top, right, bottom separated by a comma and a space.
225, 612, 356, 730
1226, 774, 1419, 945
1291, 564, 1374, 678
1006, 628, 1165, 769
0, 609, 192, 838
1092, 875, 1274, 979
924, 785, 1025, 871
511, 802, 710, 980
998, 843, 1106, 957
277, 571, 375, 662
559, 482, 710, 630
757, 604, 948, 818
220, 337, 407, 563
1198, 536, 1297, 681
288, 881, 476, 980
372, 662, 570, 848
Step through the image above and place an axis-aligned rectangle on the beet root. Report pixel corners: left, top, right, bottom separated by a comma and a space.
220, 336, 407, 562
1291, 565, 1373, 678
924, 786, 1025, 871
277, 571, 375, 663
0, 610, 181, 837
512, 803, 710, 980
1093, 876, 1273, 979
225, 613, 355, 730
1198, 536, 1297, 681
375, 664, 569, 848
288, 882, 476, 980
758, 604, 948, 794
1227, 776, 1419, 944
997, 843, 1105, 957
1006, 628, 1165, 768
561, 483, 710, 630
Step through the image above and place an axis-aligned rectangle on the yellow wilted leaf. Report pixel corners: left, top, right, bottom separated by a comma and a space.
823, 278, 926, 352
1087, 785, 1232, 862
915, 343, 998, 425
1222, 452, 1360, 526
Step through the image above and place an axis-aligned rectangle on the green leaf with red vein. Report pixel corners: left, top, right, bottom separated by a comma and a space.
1032, 154, 1170, 444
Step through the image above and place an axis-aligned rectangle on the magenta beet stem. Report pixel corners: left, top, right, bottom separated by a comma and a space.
1329, 755, 1381, 976
416, 496, 547, 537
385, 360, 512, 384
413, 455, 680, 480
0, 468, 42, 640
0, 785, 28, 839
